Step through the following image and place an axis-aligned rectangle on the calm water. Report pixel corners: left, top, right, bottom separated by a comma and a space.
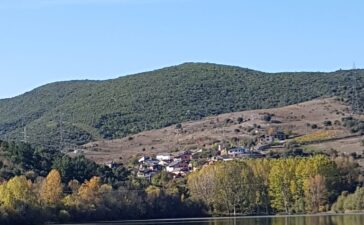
66, 214, 364, 225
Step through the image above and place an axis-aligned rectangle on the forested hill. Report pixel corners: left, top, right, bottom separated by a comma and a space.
0, 63, 363, 149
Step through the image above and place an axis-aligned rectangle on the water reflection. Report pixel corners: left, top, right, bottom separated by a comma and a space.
76, 215, 364, 225
208, 215, 364, 225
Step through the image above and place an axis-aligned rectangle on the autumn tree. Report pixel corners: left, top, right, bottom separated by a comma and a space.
39, 169, 63, 206
187, 165, 217, 212
0, 176, 44, 225
188, 161, 256, 215
304, 175, 327, 213
77, 176, 102, 205
0, 176, 35, 209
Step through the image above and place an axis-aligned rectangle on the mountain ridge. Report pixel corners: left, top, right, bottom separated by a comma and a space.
1, 62, 360, 101
0, 62, 363, 149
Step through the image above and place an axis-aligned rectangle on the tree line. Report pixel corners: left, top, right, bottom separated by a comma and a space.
0, 141, 204, 224
187, 155, 362, 215
1, 140, 364, 224
0, 170, 204, 225
0, 141, 129, 187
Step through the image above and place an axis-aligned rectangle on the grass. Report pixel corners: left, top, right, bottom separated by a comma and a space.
295, 130, 340, 144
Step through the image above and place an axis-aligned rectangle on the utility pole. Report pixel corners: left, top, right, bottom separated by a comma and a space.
21, 126, 28, 143
59, 113, 64, 149
351, 64, 360, 114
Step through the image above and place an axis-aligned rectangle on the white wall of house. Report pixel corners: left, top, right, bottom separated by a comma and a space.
138, 157, 146, 163
156, 155, 172, 161
166, 166, 174, 172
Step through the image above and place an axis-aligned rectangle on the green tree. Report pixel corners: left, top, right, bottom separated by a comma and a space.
269, 159, 297, 214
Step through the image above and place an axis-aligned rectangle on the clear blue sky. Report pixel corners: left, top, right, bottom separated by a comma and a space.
1, 0, 363, 99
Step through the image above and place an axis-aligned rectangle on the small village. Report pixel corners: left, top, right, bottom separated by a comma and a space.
133, 130, 288, 179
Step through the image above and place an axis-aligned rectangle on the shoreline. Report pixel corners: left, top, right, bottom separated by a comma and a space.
52, 212, 364, 225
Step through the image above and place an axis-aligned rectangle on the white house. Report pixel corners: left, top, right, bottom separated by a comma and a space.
138, 156, 150, 163
228, 147, 250, 156
156, 154, 172, 161
158, 160, 170, 166
166, 159, 189, 173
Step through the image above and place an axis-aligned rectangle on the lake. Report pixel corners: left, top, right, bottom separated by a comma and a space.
65, 214, 364, 225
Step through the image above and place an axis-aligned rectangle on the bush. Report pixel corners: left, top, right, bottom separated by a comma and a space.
224, 118, 233, 124
237, 117, 244, 124
58, 210, 71, 223
263, 114, 272, 122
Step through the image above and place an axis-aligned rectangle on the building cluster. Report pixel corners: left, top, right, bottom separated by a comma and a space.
135, 131, 289, 180
137, 151, 193, 179
136, 147, 267, 179
255, 131, 288, 151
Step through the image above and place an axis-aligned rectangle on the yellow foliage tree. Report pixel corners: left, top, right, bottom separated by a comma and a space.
145, 186, 162, 198
0, 176, 35, 209
77, 176, 101, 206
62, 176, 106, 211
40, 169, 63, 206
187, 164, 217, 212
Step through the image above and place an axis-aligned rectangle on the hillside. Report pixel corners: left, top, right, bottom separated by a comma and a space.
0, 63, 363, 149
80, 98, 364, 163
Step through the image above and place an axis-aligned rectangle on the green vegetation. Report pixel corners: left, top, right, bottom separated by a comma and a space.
187, 155, 360, 215
0, 140, 129, 186
0, 139, 363, 224
0, 171, 204, 225
341, 116, 364, 134
332, 188, 364, 212
0, 63, 363, 150
0, 140, 203, 224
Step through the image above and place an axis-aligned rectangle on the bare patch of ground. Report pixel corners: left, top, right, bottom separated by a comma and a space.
307, 136, 364, 166
308, 136, 363, 154
78, 98, 360, 164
